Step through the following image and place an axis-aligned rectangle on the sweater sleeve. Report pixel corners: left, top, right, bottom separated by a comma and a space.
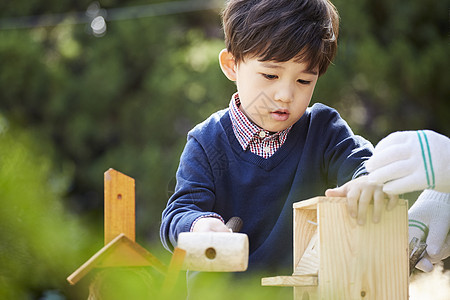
160, 134, 221, 251
318, 105, 374, 186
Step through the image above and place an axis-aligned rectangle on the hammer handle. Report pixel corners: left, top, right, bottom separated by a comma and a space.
226, 217, 243, 233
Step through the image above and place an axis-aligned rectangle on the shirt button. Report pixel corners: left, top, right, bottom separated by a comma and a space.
263, 146, 270, 153
259, 131, 267, 138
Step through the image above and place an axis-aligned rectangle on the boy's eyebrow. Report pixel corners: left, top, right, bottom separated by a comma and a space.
261, 62, 284, 69
260, 62, 318, 76
304, 69, 318, 76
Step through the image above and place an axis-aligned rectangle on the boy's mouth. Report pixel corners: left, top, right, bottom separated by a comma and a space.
270, 109, 290, 121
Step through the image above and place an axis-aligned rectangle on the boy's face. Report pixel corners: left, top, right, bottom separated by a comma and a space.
220, 50, 319, 132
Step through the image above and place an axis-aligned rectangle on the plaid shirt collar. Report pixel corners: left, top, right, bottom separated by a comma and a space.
229, 93, 291, 157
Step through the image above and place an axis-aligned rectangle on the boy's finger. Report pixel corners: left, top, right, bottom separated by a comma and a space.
346, 188, 360, 220
325, 186, 346, 197
372, 189, 385, 223
357, 189, 371, 225
210, 220, 232, 232
386, 193, 399, 211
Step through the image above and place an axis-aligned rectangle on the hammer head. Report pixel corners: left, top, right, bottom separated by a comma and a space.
177, 232, 249, 272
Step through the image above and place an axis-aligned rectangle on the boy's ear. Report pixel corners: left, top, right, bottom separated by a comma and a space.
219, 49, 237, 81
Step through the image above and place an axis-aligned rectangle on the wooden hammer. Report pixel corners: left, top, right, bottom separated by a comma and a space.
177, 217, 249, 272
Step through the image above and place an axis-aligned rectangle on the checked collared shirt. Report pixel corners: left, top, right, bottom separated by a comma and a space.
229, 93, 292, 159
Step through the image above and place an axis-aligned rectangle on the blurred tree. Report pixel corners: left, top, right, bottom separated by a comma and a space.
0, 118, 96, 299
316, 0, 449, 142
0, 1, 232, 243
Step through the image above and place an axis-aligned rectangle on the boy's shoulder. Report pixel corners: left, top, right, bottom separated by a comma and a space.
303, 102, 343, 125
188, 108, 230, 139
307, 102, 339, 116
297, 102, 352, 137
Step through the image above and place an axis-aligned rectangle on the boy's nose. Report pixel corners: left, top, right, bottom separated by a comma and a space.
274, 83, 294, 103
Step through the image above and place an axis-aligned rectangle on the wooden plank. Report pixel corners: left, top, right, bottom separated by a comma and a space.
67, 234, 167, 285
104, 168, 135, 244
293, 197, 319, 209
293, 202, 318, 271
293, 197, 346, 209
97, 235, 167, 274
294, 286, 318, 300
261, 275, 318, 287
293, 197, 346, 271
160, 247, 187, 298
318, 198, 409, 300
67, 234, 124, 285
293, 230, 319, 275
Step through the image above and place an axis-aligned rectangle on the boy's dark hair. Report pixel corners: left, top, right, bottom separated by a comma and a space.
222, 0, 339, 75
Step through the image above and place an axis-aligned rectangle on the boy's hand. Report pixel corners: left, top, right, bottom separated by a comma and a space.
192, 217, 231, 232
325, 175, 398, 225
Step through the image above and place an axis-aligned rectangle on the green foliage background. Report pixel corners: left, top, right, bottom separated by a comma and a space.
0, 0, 448, 298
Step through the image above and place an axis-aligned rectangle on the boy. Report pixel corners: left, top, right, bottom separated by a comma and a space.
160, 0, 397, 274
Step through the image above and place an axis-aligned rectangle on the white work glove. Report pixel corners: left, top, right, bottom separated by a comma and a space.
366, 130, 450, 194
408, 190, 450, 272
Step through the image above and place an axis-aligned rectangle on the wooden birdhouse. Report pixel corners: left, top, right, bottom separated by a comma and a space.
67, 169, 185, 299
262, 197, 409, 300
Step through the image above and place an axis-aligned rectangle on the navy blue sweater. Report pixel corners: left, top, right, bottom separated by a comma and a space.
160, 103, 373, 273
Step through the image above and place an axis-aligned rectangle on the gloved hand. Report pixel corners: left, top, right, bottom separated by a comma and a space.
366, 130, 450, 194
408, 189, 450, 272
325, 175, 398, 225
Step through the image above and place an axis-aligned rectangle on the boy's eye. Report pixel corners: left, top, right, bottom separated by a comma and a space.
262, 73, 278, 80
297, 79, 311, 85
